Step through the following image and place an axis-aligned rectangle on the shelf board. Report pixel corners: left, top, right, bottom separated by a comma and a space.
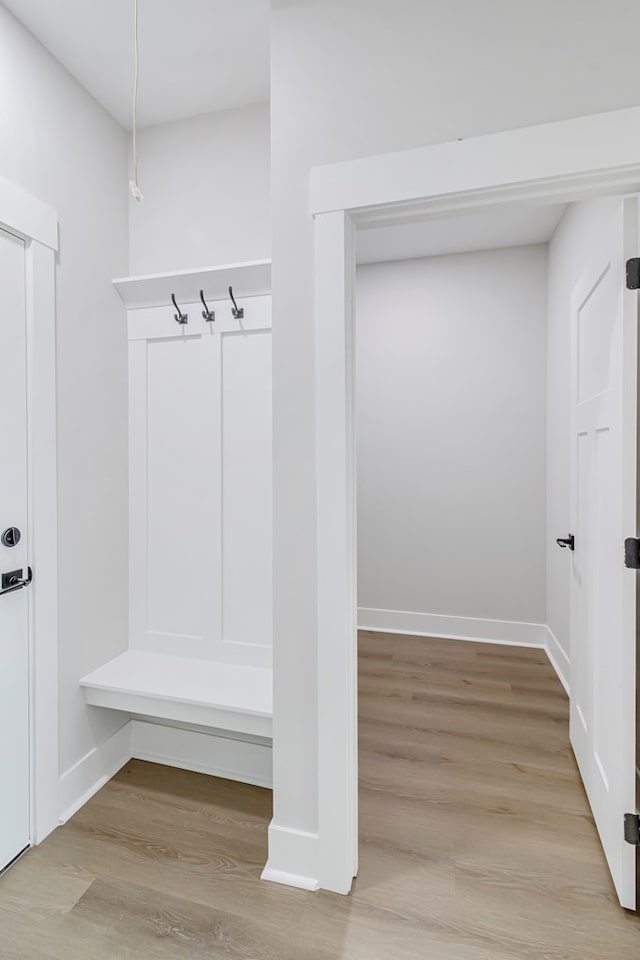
113, 259, 271, 309
81, 650, 273, 739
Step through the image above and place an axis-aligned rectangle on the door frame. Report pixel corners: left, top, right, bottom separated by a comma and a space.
0, 174, 59, 847
311, 105, 640, 895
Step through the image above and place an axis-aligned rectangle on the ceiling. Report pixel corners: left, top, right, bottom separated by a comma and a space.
356, 203, 567, 265
3, 0, 270, 128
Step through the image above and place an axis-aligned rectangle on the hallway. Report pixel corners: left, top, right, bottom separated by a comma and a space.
0, 633, 637, 959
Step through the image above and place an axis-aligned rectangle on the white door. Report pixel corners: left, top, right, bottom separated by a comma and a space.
570, 198, 638, 910
0, 227, 30, 871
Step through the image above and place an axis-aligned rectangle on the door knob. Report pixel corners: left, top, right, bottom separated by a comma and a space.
556, 535, 575, 551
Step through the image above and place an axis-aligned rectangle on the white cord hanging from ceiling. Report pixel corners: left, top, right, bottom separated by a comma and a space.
129, 0, 144, 202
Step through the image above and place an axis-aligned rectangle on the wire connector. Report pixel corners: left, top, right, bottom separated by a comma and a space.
129, 180, 144, 202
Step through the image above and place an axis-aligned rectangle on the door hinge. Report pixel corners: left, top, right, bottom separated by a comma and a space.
624, 538, 640, 569
626, 258, 640, 290
624, 813, 640, 846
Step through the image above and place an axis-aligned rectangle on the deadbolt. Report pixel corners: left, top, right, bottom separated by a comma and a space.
1, 527, 21, 548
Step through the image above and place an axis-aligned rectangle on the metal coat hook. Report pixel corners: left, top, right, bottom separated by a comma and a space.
228, 285, 244, 320
199, 289, 215, 322
171, 293, 188, 325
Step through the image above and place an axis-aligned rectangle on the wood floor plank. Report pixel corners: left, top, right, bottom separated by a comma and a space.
358, 723, 576, 774
1, 632, 638, 958
69, 876, 339, 960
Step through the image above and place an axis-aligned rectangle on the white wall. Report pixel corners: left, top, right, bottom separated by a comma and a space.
271, 0, 640, 866
357, 246, 547, 627
546, 197, 620, 679
128, 102, 270, 276
0, 6, 129, 779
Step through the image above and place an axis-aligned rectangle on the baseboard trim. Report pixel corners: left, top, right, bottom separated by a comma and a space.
58, 721, 131, 824
260, 867, 319, 891
543, 626, 571, 696
358, 606, 572, 696
130, 719, 273, 788
262, 823, 319, 891
358, 607, 548, 648
58, 717, 273, 827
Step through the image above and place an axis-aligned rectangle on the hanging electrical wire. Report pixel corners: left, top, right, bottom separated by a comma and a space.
129, 0, 144, 201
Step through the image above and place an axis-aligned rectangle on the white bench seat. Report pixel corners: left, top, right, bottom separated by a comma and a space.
80, 650, 272, 739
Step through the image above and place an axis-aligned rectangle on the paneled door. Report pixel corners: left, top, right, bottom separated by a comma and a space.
0, 226, 30, 871
570, 198, 638, 910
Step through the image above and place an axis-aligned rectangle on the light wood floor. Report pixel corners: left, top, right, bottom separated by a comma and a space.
0, 633, 638, 959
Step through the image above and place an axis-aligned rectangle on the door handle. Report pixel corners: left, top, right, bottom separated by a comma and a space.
0, 566, 33, 596
556, 535, 575, 551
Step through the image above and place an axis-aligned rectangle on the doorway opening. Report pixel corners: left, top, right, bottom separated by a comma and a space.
352, 195, 637, 928
313, 116, 640, 908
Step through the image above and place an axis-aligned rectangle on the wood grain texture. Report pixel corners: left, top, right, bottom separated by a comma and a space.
0, 632, 638, 958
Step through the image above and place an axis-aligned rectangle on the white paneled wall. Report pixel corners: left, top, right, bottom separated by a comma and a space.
221, 329, 273, 655
128, 295, 272, 668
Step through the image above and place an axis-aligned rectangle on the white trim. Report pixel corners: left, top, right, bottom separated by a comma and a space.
543, 626, 571, 696
311, 106, 639, 897
311, 106, 640, 217
58, 723, 131, 823
315, 210, 358, 894
113, 259, 271, 310
358, 607, 548, 648
261, 869, 319, 892
25, 241, 59, 843
130, 719, 272, 788
0, 175, 58, 251
261, 824, 319, 891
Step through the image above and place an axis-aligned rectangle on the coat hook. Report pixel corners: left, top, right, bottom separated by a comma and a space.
171, 293, 188, 325
228, 285, 244, 320
199, 289, 215, 322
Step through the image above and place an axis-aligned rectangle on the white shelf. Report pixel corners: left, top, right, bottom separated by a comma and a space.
113, 259, 271, 309
80, 650, 272, 739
